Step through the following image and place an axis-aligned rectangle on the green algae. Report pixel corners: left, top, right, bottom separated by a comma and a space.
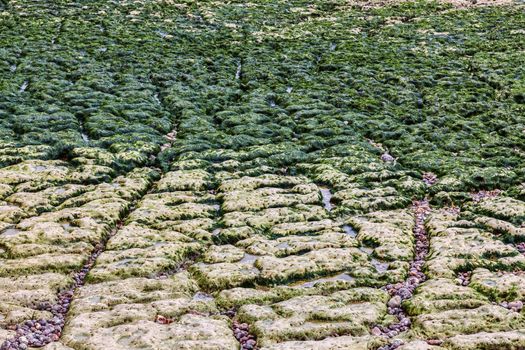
1, 0, 525, 348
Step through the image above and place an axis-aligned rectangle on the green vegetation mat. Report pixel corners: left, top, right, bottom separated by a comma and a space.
1, 0, 525, 349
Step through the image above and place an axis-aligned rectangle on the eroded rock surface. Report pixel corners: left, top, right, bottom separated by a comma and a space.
1, 0, 525, 349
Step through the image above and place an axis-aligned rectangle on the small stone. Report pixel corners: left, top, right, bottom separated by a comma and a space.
371, 326, 382, 336
387, 295, 402, 308
391, 339, 403, 347
508, 300, 523, 311
381, 153, 395, 162
155, 315, 171, 324
244, 340, 256, 350
407, 277, 419, 285
398, 288, 412, 299
399, 317, 411, 327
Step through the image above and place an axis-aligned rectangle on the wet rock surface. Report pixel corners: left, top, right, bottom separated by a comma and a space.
1, 0, 525, 349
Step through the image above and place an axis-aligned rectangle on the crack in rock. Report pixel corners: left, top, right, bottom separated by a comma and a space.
373, 199, 431, 350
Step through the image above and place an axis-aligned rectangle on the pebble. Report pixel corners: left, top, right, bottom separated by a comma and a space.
398, 288, 412, 300
387, 330, 398, 337
230, 316, 258, 350
371, 326, 382, 336
407, 277, 419, 285
391, 339, 403, 347
399, 317, 411, 327
381, 153, 395, 162
387, 296, 402, 308
508, 300, 523, 311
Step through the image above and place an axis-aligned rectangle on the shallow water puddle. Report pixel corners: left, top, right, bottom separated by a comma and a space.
62, 223, 74, 232
342, 224, 357, 238
371, 258, 389, 272
276, 242, 290, 249
483, 279, 496, 286
299, 273, 354, 288
240, 253, 258, 264
156, 30, 168, 38
235, 62, 242, 80
193, 292, 214, 301
19, 80, 29, 92
1, 228, 21, 237
153, 93, 161, 104
29, 165, 47, 172
359, 246, 374, 255
320, 188, 333, 211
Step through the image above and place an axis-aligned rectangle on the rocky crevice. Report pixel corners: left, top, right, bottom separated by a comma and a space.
231, 319, 258, 350
0, 117, 181, 349
1, 223, 122, 349
221, 309, 258, 350
374, 199, 432, 350
0, 185, 156, 349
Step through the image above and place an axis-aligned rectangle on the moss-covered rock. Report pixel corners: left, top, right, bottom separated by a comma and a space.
412, 305, 525, 339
